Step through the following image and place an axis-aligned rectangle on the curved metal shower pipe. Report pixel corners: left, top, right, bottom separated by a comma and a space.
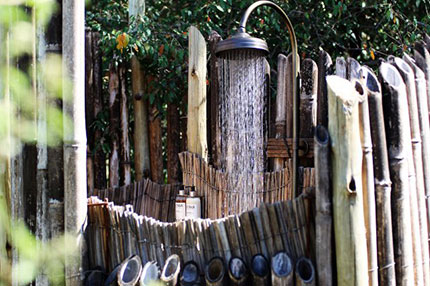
239, 1, 300, 196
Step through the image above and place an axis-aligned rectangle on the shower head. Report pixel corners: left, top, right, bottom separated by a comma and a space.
214, 0, 301, 197
215, 31, 269, 55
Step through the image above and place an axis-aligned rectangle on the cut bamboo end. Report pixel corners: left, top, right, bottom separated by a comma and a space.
160, 254, 181, 285
140, 261, 160, 286
205, 257, 226, 286
228, 257, 249, 285
295, 257, 316, 286
251, 254, 270, 286
116, 255, 143, 286
180, 260, 200, 285
271, 252, 293, 285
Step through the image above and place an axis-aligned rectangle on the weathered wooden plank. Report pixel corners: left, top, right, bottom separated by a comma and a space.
317, 49, 333, 128
187, 26, 207, 160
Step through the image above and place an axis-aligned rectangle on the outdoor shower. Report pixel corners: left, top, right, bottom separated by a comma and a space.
216, 0, 299, 213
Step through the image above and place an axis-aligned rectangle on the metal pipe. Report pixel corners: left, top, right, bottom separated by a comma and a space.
238, 1, 299, 195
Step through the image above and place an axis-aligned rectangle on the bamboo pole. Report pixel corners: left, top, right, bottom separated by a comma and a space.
295, 257, 316, 286
250, 254, 270, 286
205, 257, 226, 286
274, 54, 288, 170
379, 62, 414, 285
317, 49, 333, 128
271, 252, 294, 285
335, 57, 347, 79
187, 26, 207, 160
394, 56, 428, 285
314, 125, 333, 286
160, 254, 181, 286
129, 0, 150, 181
327, 75, 369, 285
354, 78, 379, 286
414, 42, 430, 119
119, 65, 131, 185
108, 64, 120, 187
404, 55, 430, 270
363, 66, 396, 285
62, 0, 87, 284
116, 255, 143, 286
228, 257, 249, 285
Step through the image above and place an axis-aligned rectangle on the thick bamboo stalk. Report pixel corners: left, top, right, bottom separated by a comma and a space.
205, 257, 226, 286
187, 26, 207, 160
314, 124, 333, 286
394, 56, 428, 285
119, 65, 131, 185
354, 78, 379, 286
108, 64, 120, 187
295, 257, 316, 286
62, 0, 87, 284
327, 75, 369, 285
160, 254, 181, 286
317, 49, 333, 128
250, 254, 270, 286
379, 62, 414, 285
228, 257, 249, 286
404, 55, 430, 272
271, 252, 294, 285
117, 255, 143, 286
363, 66, 396, 285
274, 54, 288, 170
129, 0, 150, 181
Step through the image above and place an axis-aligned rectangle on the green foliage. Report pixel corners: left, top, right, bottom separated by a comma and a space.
87, 0, 430, 107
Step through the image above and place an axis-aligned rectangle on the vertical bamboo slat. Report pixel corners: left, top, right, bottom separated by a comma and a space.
364, 67, 396, 285
379, 62, 414, 285
314, 125, 333, 286
327, 75, 369, 285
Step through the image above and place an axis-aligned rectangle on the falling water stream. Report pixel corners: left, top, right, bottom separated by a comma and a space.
218, 49, 268, 214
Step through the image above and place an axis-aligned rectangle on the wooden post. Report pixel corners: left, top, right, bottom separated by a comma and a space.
395, 56, 430, 285
62, 0, 87, 284
148, 104, 163, 184
300, 58, 318, 167
364, 66, 396, 285
317, 49, 332, 128
129, 0, 150, 181
379, 62, 414, 285
314, 125, 333, 286
404, 53, 430, 286
167, 104, 180, 183
274, 54, 288, 170
187, 26, 207, 160
327, 75, 368, 285
208, 31, 222, 168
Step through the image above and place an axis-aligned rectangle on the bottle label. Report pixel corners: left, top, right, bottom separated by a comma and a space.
186, 202, 201, 219
176, 202, 186, 221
